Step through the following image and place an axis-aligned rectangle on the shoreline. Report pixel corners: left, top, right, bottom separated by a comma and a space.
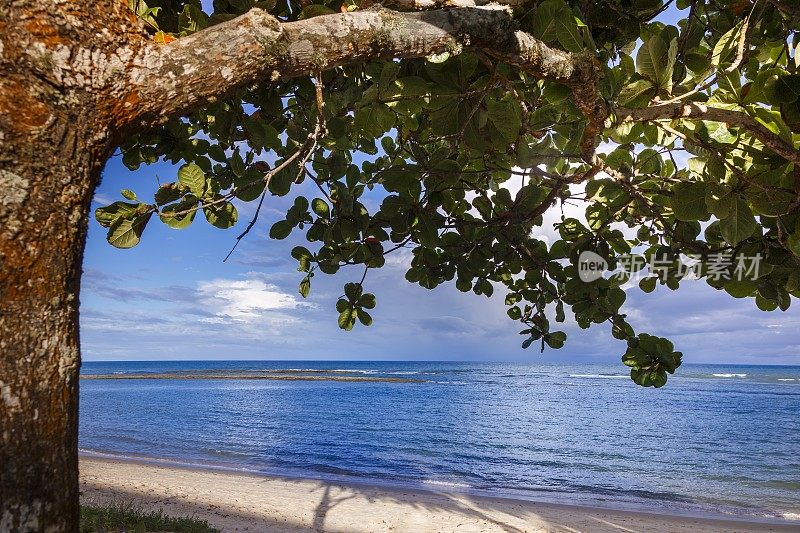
81, 371, 426, 383
79, 456, 800, 532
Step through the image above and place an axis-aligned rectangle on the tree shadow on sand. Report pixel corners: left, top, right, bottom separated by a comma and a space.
79, 471, 797, 533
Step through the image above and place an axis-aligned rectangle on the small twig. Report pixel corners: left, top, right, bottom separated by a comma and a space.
222, 189, 268, 262
313, 69, 328, 136
221, 119, 325, 261
723, 11, 752, 75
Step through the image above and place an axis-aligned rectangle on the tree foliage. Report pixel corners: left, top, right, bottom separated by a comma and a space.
98, 0, 800, 386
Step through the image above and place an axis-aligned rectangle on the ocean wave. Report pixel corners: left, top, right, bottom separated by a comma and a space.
711, 373, 747, 378
777, 378, 797, 382
781, 512, 800, 521
285, 368, 424, 376
569, 374, 629, 379
422, 479, 472, 489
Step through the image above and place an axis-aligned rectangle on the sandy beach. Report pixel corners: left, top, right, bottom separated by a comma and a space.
79, 457, 799, 532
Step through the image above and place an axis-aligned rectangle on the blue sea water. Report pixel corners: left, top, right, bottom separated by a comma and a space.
79, 361, 800, 522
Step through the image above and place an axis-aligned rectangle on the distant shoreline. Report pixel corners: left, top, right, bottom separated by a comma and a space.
79, 456, 800, 532
81, 371, 426, 383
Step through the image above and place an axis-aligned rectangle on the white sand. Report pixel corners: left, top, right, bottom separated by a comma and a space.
80, 457, 799, 532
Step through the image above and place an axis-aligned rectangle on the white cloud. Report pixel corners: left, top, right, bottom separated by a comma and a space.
197, 278, 312, 322
92, 192, 114, 205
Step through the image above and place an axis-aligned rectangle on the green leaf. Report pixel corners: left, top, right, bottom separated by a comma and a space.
312, 198, 330, 218
755, 294, 779, 311
95, 201, 139, 228
338, 308, 356, 331
486, 99, 521, 142
344, 282, 363, 301
299, 277, 311, 298
177, 3, 209, 35
555, 11, 584, 52
178, 163, 206, 197
636, 34, 677, 92
159, 198, 197, 229
426, 51, 450, 64
355, 102, 395, 137
359, 293, 376, 309
298, 4, 335, 19
705, 184, 734, 218
393, 76, 429, 98
630, 368, 668, 388
208, 144, 227, 162
724, 279, 756, 298
243, 118, 280, 152
107, 213, 151, 249
269, 220, 293, 240
555, 300, 565, 322
749, 188, 794, 217
545, 331, 567, 348
233, 173, 266, 202
203, 201, 238, 229
414, 214, 439, 248
719, 199, 757, 245
356, 308, 373, 326
154, 183, 181, 206
711, 21, 743, 68
618, 79, 655, 107
120, 189, 137, 201
521, 336, 535, 349
531, 0, 563, 43
672, 182, 709, 221
749, 106, 793, 142
268, 164, 294, 196
230, 150, 245, 178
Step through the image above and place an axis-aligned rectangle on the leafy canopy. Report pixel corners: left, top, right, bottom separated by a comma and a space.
100, 0, 800, 386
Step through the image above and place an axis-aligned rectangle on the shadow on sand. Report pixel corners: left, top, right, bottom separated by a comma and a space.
79, 465, 800, 533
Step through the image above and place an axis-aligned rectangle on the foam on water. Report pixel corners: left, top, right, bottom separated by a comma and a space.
569, 374, 629, 379
422, 479, 473, 489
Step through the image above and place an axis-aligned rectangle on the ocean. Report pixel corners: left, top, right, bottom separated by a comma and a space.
79, 361, 800, 523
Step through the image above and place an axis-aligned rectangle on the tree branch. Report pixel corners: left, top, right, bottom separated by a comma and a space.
120, 6, 605, 154
615, 103, 800, 165
382, 0, 530, 10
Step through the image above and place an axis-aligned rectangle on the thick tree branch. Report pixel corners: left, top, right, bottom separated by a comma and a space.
383, 0, 530, 10
615, 103, 800, 165
119, 6, 605, 154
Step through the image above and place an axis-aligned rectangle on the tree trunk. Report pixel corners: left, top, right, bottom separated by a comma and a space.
0, 1, 140, 529
0, 117, 107, 531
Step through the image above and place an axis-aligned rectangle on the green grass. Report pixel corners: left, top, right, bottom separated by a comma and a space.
80, 502, 218, 533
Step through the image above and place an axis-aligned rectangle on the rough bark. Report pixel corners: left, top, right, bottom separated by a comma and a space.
0, 1, 140, 531
0, 148, 93, 533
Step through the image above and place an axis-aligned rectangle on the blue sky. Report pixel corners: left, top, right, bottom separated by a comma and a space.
80, 152, 800, 364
